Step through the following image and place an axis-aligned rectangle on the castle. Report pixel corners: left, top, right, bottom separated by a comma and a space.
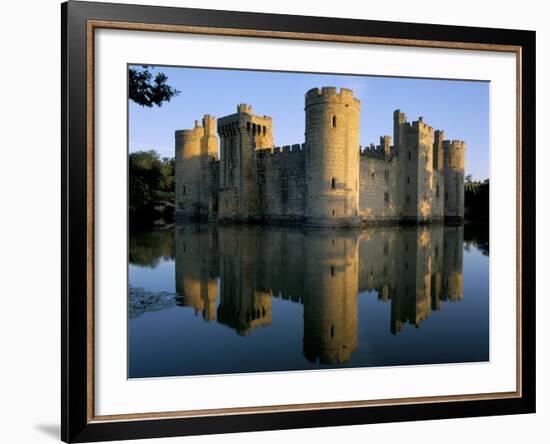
175, 87, 466, 227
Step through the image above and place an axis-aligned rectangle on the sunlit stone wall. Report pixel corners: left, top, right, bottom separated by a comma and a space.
304, 87, 361, 227
174, 88, 465, 225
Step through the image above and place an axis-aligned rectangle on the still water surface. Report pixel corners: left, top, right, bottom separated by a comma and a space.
129, 224, 489, 378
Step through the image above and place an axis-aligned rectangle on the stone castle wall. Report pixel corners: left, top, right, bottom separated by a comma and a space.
256, 145, 306, 223
174, 87, 466, 226
432, 170, 445, 220
304, 87, 361, 227
359, 149, 400, 222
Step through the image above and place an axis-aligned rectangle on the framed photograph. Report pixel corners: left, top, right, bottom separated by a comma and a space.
61, 0, 536, 442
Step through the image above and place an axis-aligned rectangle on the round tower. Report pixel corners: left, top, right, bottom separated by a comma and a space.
442, 140, 466, 221
175, 121, 204, 220
304, 87, 360, 227
200, 115, 218, 219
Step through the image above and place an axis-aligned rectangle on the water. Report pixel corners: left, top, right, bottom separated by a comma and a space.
128, 224, 489, 378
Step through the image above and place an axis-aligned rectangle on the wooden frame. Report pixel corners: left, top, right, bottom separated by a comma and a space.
62, 1, 536, 442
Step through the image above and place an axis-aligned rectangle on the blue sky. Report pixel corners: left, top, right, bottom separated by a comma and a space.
129, 65, 489, 180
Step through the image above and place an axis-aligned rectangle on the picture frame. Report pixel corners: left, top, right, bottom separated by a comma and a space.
61, 0, 536, 442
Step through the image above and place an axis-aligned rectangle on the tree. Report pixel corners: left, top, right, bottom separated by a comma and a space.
129, 151, 175, 225
465, 174, 473, 183
464, 178, 489, 223
129, 228, 175, 267
129, 66, 180, 107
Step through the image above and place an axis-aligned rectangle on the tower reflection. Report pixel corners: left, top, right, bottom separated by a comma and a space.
303, 231, 358, 364
174, 224, 464, 364
174, 224, 218, 321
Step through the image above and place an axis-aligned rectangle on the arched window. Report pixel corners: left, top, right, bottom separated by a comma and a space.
332, 115, 337, 128
330, 325, 335, 338
331, 177, 336, 189
182, 185, 186, 195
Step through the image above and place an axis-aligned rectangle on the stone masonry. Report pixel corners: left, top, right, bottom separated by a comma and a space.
175, 87, 466, 227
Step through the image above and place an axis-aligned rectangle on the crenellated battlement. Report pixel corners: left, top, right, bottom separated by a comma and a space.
305, 86, 360, 108
360, 134, 393, 161
443, 140, 466, 150
202, 115, 216, 135
175, 114, 218, 141
360, 144, 393, 160
175, 125, 203, 139
394, 109, 407, 123
256, 143, 305, 156
237, 103, 253, 114
217, 106, 272, 138
403, 117, 435, 137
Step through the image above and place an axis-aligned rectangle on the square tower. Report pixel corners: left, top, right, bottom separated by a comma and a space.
217, 104, 273, 221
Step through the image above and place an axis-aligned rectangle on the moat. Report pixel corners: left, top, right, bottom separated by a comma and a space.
128, 223, 489, 378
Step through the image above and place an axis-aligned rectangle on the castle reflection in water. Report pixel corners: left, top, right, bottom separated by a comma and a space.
174, 224, 464, 365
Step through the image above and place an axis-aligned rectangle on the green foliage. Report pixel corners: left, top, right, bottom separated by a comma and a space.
129, 150, 175, 225
129, 227, 175, 267
129, 66, 180, 107
464, 221, 489, 256
464, 179, 489, 222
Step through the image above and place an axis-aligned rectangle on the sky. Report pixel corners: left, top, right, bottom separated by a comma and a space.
129, 65, 489, 181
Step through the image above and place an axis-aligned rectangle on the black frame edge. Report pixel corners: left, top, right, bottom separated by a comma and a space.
520, 30, 536, 415
61, 1, 536, 442
63, 1, 91, 442
61, 1, 68, 442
